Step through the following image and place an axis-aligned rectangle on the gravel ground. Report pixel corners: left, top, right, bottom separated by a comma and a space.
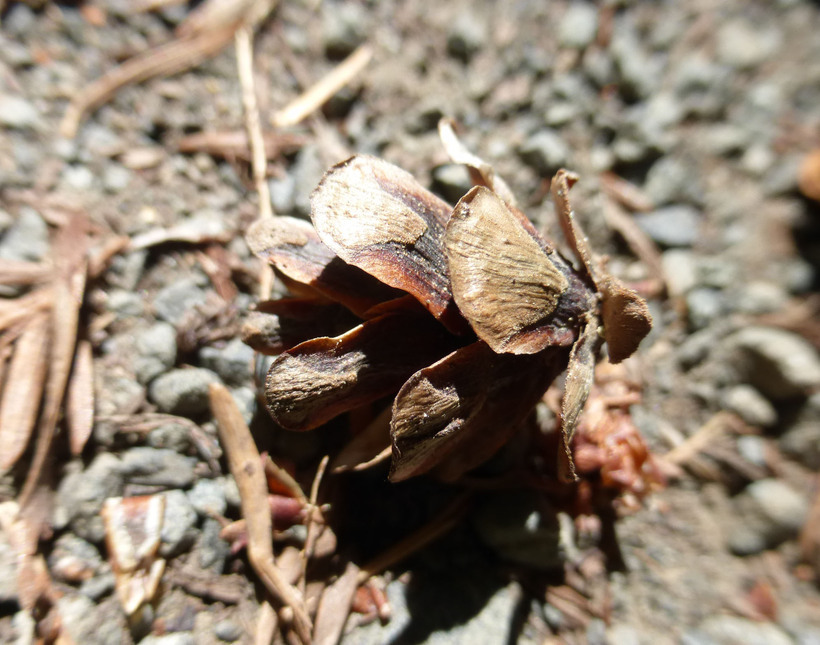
1, 1, 820, 644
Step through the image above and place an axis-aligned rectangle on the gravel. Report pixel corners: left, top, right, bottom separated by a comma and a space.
148, 367, 222, 416
518, 129, 572, 175
635, 205, 702, 248
135, 322, 178, 384
0, 206, 49, 262
120, 447, 197, 488
186, 478, 228, 517
199, 338, 254, 386
160, 489, 199, 557
152, 278, 208, 325
558, 4, 599, 50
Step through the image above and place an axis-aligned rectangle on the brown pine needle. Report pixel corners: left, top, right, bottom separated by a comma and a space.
20, 218, 89, 507
0, 288, 52, 331
312, 563, 360, 645
272, 44, 373, 129
66, 339, 95, 456
0, 315, 50, 472
209, 382, 313, 645
0, 259, 52, 285
60, 23, 240, 138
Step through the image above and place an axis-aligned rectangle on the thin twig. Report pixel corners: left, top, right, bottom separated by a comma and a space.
272, 44, 373, 128
209, 383, 313, 644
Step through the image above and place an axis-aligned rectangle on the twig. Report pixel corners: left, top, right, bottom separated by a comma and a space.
299, 455, 329, 590
272, 44, 373, 128
60, 23, 240, 138
209, 383, 313, 644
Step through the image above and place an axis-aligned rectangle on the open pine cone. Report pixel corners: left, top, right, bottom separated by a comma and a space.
244, 120, 651, 482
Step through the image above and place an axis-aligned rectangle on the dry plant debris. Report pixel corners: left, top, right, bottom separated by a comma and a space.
246, 119, 652, 485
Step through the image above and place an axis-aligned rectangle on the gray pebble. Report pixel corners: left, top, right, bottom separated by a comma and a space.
199, 338, 254, 386
120, 447, 197, 488
58, 594, 129, 645
187, 478, 227, 517
518, 129, 571, 175
731, 281, 789, 315
79, 569, 116, 601
728, 327, 820, 400
644, 156, 704, 206
102, 164, 133, 193
61, 164, 96, 191
689, 615, 792, 645
214, 619, 243, 642
153, 278, 208, 325
717, 20, 782, 70
198, 517, 230, 572
230, 386, 256, 426
611, 16, 662, 100
0, 94, 42, 129
269, 172, 296, 215
54, 454, 124, 533
431, 164, 472, 203
0, 207, 49, 262
135, 322, 178, 384
148, 367, 222, 416
447, 10, 488, 62
472, 491, 564, 570
0, 530, 17, 603
147, 422, 194, 453
106, 290, 145, 318
720, 385, 777, 427
160, 489, 198, 557
635, 205, 701, 248
322, 1, 369, 58
139, 634, 196, 645
729, 479, 809, 555
0, 209, 12, 235
661, 249, 698, 296
291, 145, 325, 217
686, 288, 725, 330
559, 4, 599, 49
48, 534, 103, 583
736, 436, 768, 468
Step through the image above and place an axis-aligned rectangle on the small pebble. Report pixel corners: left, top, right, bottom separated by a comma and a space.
728, 326, 820, 400
661, 249, 698, 296
120, 447, 197, 488
148, 368, 222, 416
635, 205, 701, 248
187, 478, 228, 517
214, 619, 243, 642
322, 1, 369, 58
160, 490, 199, 557
153, 278, 208, 325
431, 164, 473, 203
48, 534, 103, 583
139, 634, 196, 645
686, 615, 792, 645
54, 454, 124, 532
559, 4, 599, 49
720, 385, 777, 427
0, 94, 42, 129
107, 290, 145, 318
198, 517, 230, 572
644, 156, 704, 206
147, 422, 194, 453
686, 288, 725, 330
780, 394, 820, 469
0, 206, 49, 262
61, 164, 96, 191
518, 129, 571, 174
447, 10, 488, 62
0, 531, 17, 603
717, 20, 782, 70
135, 322, 178, 384
58, 594, 129, 645
199, 338, 254, 386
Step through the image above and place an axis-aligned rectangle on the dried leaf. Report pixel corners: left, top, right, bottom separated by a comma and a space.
550, 170, 651, 363
311, 156, 464, 331
0, 315, 50, 471
446, 186, 594, 354
266, 313, 456, 431
312, 563, 361, 645
390, 341, 571, 482
247, 216, 401, 316
557, 317, 601, 481
67, 339, 95, 456
101, 495, 167, 615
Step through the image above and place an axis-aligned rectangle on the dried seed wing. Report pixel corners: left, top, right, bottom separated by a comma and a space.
390, 341, 570, 482
265, 313, 457, 431
599, 277, 652, 364
438, 118, 517, 208
557, 316, 601, 481
311, 156, 464, 331
445, 186, 573, 354
550, 171, 652, 362
246, 216, 400, 316
243, 299, 359, 355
